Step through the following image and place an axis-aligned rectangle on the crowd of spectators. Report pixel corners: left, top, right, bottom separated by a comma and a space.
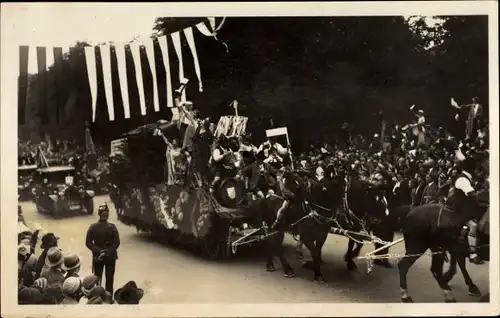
17, 224, 144, 305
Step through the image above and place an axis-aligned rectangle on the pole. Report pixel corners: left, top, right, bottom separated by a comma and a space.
285, 132, 294, 170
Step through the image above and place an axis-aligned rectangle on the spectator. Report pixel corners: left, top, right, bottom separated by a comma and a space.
61, 276, 83, 304
62, 253, 81, 278
113, 281, 144, 304
79, 274, 100, 304
35, 233, 59, 278
18, 242, 38, 288
40, 247, 65, 286
18, 286, 43, 305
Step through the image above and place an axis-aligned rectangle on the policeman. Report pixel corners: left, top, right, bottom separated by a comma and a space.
85, 204, 120, 294
448, 157, 484, 264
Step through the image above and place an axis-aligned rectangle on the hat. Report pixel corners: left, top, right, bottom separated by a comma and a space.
418, 109, 424, 114
98, 204, 109, 215
62, 277, 81, 296
18, 243, 31, 257
62, 253, 81, 271
114, 281, 145, 304
33, 277, 48, 290
87, 285, 106, 299
81, 274, 100, 296
45, 247, 64, 268
18, 287, 43, 305
87, 296, 104, 305
40, 233, 59, 249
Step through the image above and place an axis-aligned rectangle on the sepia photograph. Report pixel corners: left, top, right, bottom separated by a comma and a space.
1, 2, 498, 317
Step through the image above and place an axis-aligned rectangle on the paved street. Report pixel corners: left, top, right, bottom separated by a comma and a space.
20, 195, 490, 304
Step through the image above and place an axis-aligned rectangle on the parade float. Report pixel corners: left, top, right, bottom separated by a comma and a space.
108, 114, 284, 260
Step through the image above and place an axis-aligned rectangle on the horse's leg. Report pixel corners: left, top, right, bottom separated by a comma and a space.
453, 249, 482, 297
316, 226, 330, 265
346, 241, 364, 271
275, 231, 295, 278
373, 221, 394, 268
430, 251, 456, 302
443, 252, 458, 283
398, 237, 426, 303
345, 239, 357, 270
265, 228, 277, 272
296, 238, 304, 259
302, 236, 324, 284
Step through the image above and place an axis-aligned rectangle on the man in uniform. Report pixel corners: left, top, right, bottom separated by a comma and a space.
447, 157, 484, 264
86, 204, 121, 294
272, 168, 298, 229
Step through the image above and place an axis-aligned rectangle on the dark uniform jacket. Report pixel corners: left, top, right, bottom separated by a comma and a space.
85, 220, 120, 261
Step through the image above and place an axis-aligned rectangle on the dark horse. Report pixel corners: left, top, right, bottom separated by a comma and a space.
397, 201, 485, 303
343, 177, 396, 270
264, 170, 344, 283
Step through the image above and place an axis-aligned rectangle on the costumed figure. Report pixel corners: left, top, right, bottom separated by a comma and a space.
445, 157, 484, 264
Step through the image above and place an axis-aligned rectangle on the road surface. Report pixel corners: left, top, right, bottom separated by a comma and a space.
20, 195, 490, 304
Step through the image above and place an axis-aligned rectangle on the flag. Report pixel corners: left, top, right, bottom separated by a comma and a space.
35, 146, 49, 168
84, 47, 98, 122
85, 126, 96, 155
451, 97, 460, 109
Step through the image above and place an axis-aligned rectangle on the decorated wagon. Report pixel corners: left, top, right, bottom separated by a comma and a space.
109, 117, 279, 260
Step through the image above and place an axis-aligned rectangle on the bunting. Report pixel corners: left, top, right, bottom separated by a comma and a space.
84, 46, 98, 122
114, 43, 131, 119
100, 45, 116, 121
158, 35, 174, 108
171, 31, 186, 102
144, 38, 160, 112
17, 18, 226, 125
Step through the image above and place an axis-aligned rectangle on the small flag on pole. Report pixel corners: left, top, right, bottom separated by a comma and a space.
451, 97, 460, 109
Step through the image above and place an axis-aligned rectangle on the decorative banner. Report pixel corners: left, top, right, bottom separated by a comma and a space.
99, 45, 116, 121
84, 46, 98, 122
114, 43, 131, 119
129, 43, 147, 116
170, 31, 186, 102
157, 36, 174, 108
144, 38, 160, 112
195, 22, 213, 37
184, 27, 203, 92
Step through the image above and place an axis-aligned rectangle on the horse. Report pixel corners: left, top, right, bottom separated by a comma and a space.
264, 170, 345, 283
397, 201, 484, 303
343, 177, 396, 270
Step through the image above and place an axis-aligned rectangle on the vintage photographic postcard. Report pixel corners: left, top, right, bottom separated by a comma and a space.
1, 1, 498, 317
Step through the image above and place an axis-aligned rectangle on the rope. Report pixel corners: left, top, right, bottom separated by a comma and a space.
357, 244, 491, 261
